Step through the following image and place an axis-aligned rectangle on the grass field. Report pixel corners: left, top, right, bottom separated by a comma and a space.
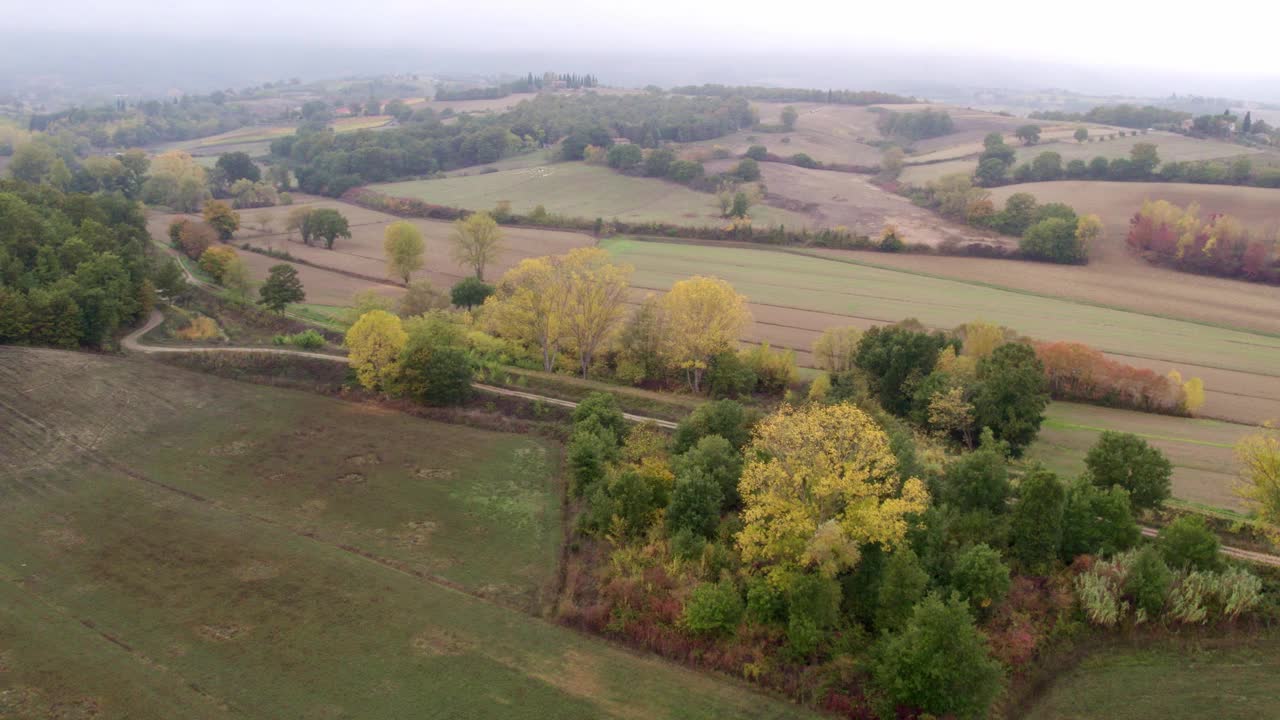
371, 161, 809, 227
603, 238, 1280, 428
1030, 402, 1276, 510
1025, 637, 1280, 720
159, 115, 395, 156
0, 347, 814, 719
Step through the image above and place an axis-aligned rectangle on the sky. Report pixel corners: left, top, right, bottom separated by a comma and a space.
9, 0, 1278, 77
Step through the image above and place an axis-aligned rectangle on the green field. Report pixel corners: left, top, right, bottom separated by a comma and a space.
1030, 402, 1273, 510
0, 347, 812, 719
372, 161, 809, 227
1025, 638, 1280, 720
602, 238, 1280, 378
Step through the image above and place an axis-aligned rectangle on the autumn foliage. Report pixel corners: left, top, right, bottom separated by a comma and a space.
1033, 340, 1202, 415
1128, 200, 1278, 283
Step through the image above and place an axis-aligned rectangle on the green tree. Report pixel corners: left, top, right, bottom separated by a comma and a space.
1129, 142, 1161, 176
258, 264, 305, 312
855, 324, 951, 416
449, 276, 494, 309
1010, 467, 1066, 572
1084, 431, 1173, 512
940, 430, 1011, 514
1032, 151, 1063, 180
396, 342, 473, 406
673, 399, 752, 453
780, 106, 799, 130
745, 145, 768, 160
972, 342, 1048, 455
667, 468, 724, 540
735, 157, 761, 181
302, 208, 351, 249
674, 434, 743, 508
872, 594, 1003, 720
950, 543, 1011, 615
1126, 546, 1172, 616
681, 581, 744, 636
606, 143, 643, 170
994, 192, 1039, 235
875, 548, 929, 632
383, 220, 425, 283
1015, 124, 1042, 145
1074, 127, 1089, 143
975, 157, 1009, 186
729, 191, 751, 218
215, 152, 260, 184
1060, 479, 1139, 560
1020, 217, 1087, 264
572, 392, 627, 444
1158, 515, 1220, 571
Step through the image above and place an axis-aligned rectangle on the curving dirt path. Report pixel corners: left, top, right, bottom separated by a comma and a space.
122, 311, 676, 430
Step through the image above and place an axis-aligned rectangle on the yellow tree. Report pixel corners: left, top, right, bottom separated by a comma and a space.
560, 248, 632, 378
383, 220, 425, 283
1076, 214, 1104, 253
812, 326, 862, 373
960, 321, 1005, 360
658, 276, 751, 392
451, 211, 504, 280
344, 310, 407, 390
737, 403, 929, 579
1236, 430, 1280, 541
483, 255, 569, 372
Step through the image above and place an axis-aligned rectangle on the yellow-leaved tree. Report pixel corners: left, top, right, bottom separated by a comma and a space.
658, 276, 751, 392
811, 326, 862, 373
383, 220, 425, 283
483, 248, 632, 375
560, 248, 632, 377
1235, 429, 1280, 541
737, 403, 929, 579
483, 255, 569, 372
1075, 213, 1104, 253
450, 211, 504, 281
344, 310, 407, 390
960, 320, 1006, 360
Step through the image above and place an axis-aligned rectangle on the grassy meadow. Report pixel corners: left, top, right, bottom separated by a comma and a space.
1025, 637, 1280, 720
0, 347, 813, 719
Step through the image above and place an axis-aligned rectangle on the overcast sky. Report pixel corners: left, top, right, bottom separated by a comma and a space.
9, 0, 1278, 78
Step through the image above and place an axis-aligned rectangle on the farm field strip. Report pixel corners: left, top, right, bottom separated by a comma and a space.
0, 348, 815, 720
605, 238, 1280, 378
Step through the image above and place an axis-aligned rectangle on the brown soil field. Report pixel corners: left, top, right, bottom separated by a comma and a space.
703, 160, 1009, 247
151, 195, 594, 306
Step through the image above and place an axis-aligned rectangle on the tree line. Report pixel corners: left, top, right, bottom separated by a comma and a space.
1128, 199, 1280, 284
670, 84, 914, 106
433, 71, 600, 101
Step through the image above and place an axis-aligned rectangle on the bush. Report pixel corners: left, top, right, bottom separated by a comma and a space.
735, 158, 761, 181
1060, 479, 1139, 561
787, 573, 842, 629
567, 425, 614, 498
1085, 431, 1172, 512
673, 399, 753, 453
786, 615, 821, 659
397, 343, 473, 406
666, 469, 724, 540
745, 145, 768, 161
746, 576, 787, 624
875, 548, 929, 632
449, 277, 494, 309
871, 594, 1004, 720
674, 435, 743, 509
740, 343, 796, 394
1158, 515, 1221, 571
940, 431, 1011, 514
572, 392, 627, 444
706, 350, 756, 398
1125, 546, 1173, 617
949, 544, 1010, 615
584, 468, 662, 538
682, 581, 744, 636
275, 329, 325, 350
1010, 467, 1066, 573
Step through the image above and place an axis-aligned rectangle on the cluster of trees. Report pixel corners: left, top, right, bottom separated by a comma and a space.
0, 180, 153, 347
914, 174, 1097, 263
560, 327, 1255, 718
1030, 105, 1190, 129
670, 85, 913, 106
1035, 341, 1204, 415
342, 309, 474, 406
1127, 199, 1279, 283
876, 109, 955, 141
434, 71, 600, 101
26, 91, 256, 148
